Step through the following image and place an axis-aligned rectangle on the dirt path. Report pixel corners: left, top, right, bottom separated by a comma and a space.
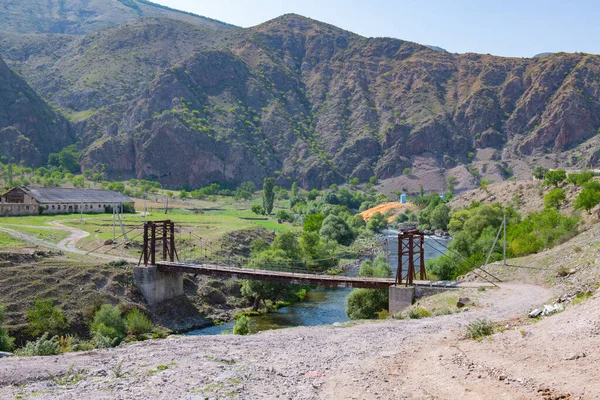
0, 221, 136, 262
0, 283, 560, 399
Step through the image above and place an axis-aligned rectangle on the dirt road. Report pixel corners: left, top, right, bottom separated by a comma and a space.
0, 221, 136, 262
0, 283, 569, 399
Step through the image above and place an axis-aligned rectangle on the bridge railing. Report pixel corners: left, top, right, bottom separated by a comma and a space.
176, 254, 360, 277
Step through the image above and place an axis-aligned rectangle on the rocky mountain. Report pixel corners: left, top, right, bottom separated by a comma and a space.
2, 13, 600, 190
0, 55, 74, 166
0, 0, 235, 35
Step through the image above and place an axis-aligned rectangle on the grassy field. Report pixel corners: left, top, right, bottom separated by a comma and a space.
0, 196, 298, 258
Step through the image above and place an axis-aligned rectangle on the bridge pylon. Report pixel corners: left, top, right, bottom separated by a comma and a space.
396, 230, 425, 286
139, 220, 179, 266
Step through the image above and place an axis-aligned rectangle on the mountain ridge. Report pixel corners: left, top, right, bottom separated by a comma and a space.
2, 12, 600, 190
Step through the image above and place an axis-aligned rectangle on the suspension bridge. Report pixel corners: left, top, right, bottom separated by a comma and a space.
120, 220, 497, 310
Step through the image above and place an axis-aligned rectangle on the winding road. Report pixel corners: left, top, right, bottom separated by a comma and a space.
0, 220, 137, 262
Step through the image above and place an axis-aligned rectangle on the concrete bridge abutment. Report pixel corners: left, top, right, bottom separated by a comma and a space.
388, 285, 415, 314
133, 265, 183, 305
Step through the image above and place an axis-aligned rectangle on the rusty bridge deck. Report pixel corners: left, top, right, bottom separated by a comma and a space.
156, 261, 496, 290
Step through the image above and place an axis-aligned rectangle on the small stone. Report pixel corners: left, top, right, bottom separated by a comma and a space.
0, 352, 13, 358
456, 298, 474, 308
529, 308, 543, 318
498, 375, 507, 381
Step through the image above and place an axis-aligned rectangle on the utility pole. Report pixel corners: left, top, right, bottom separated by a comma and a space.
503, 213, 507, 265
113, 205, 116, 242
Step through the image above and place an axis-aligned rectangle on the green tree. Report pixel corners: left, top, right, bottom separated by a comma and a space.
299, 231, 336, 270
272, 232, 301, 260
307, 189, 319, 201
430, 204, 451, 230
532, 166, 549, 180
319, 214, 355, 246
402, 168, 412, 175
349, 177, 360, 188
234, 188, 252, 201
575, 182, 600, 214
26, 299, 70, 337
367, 212, 387, 233
240, 181, 256, 193
346, 256, 392, 319
419, 184, 424, 198
242, 250, 294, 310
543, 169, 566, 187
262, 177, 275, 215
291, 182, 299, 198
544, 188, 566, 210
369, 176, 378, 185
71, 175, 85, 188
303, 213, 326, 232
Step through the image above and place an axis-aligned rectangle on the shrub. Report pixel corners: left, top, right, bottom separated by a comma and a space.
345, 289, 388, 319
407, 307, 432, 319
402, 167, 412, 175
251, 204, 264, 215
90, 305, 127, 344
16, 333, 61, 356
26, 299, 70, 337
126, 308, 153, 337
233, 315, 250, 335
0, 305, 14, 352
466, 318, 494, 339
275, 209, 294, 223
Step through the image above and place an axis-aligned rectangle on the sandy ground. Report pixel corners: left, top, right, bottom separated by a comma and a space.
1, 282, 575, 400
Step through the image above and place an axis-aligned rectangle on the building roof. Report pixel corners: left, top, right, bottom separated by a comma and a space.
19, 187, 132, 204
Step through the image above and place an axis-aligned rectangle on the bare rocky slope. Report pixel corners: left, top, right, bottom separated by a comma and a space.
0, 55, 74, 166
3, 13, 600, 189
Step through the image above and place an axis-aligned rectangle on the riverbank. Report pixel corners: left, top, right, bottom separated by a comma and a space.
0, 282, 566, 399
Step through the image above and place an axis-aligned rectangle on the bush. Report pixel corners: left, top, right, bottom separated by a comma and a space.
126, 308, 153, 337
26, 299, 70, 337
407, 307, 432, 319
0, 305, 14, 352
251, 204, 265, 215
233, 315, 250, 335
275, 209, 294, 223
466, 318, 494, 339
16, 333, 61, 356
345, 289, 388, 319
90, 305, 127, 344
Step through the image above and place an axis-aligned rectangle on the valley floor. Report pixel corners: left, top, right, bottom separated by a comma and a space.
3, 281, 594, 399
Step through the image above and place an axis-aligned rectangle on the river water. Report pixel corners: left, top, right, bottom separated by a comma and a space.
187, 232, 450, 336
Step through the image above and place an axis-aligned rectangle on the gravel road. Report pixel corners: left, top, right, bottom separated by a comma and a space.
0, 283, 554, 399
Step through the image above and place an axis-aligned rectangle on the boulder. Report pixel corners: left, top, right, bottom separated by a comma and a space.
104, 239, 114, 245
0, 352, 13, 358
456, 297, 474, 308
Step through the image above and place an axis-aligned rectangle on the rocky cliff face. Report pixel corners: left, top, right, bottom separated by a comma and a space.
2, 14, 600, 189
0, 55, 74, 166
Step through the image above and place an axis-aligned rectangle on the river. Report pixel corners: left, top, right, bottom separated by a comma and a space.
187, 232, 450, 336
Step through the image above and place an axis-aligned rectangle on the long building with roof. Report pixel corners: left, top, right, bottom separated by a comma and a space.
0, 186, 134, 216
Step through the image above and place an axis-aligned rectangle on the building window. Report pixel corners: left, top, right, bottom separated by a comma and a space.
75, 205, 78, 210
51, 205, 55, 210
57, 205, 61, 210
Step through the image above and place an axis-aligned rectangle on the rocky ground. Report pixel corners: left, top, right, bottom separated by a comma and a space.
3, 281, 586, 399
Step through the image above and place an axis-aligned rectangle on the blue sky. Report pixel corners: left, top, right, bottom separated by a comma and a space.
153, 0, 599, 58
